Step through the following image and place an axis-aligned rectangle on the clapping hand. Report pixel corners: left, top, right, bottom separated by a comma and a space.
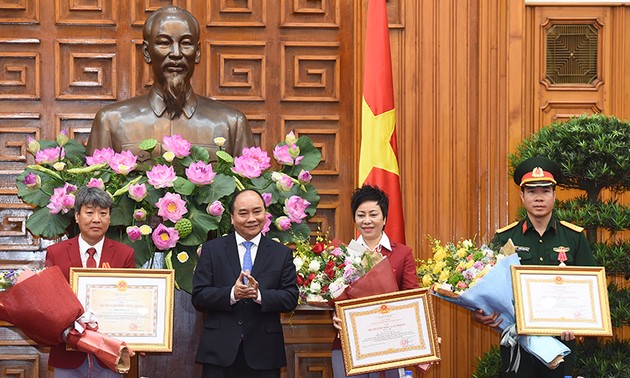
234, 271, 258, 300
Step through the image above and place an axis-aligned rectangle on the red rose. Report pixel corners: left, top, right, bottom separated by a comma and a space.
304, 273, 316, 286
324, 260, 336, 279
312, 242, 325, 254
296, 274, 304, 286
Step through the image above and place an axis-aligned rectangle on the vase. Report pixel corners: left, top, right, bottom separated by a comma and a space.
141, 252, 165, 269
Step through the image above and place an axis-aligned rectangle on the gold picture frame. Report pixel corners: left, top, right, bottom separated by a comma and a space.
511, 265, 612, 337
335, 288, 441, 376
70, 268, 174, 352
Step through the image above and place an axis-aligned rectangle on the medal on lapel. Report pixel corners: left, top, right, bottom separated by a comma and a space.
553, 246, 570, 266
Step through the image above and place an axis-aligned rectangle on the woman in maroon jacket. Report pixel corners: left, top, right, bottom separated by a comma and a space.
331, 185, 419, 378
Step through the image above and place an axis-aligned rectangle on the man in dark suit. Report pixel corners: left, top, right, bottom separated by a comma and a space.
45, 186, 135, 378
192, 189, 298, 378
86, 6, 254, 162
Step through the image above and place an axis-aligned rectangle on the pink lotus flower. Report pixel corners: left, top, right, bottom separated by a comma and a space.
273, 145, 294, 165
152, 223, 179, 250
156, 192, 188, 223
128, 183, 148, 202
23, 172, 40, 189
262, 213, 273, 235
284, 131, 298, 145
126, 226, 142, 241
87, 178, 104, 190
109, 150, 137, 175
47, 184, 76, 214
86, 147, 115, 166
274, 216, 292, 231
206, 201, 224, 217
232, 147, 271, 178
56, 129, 69, 146
64, 183, 78, 194
147, 164, 176, 188
133, 208, 147, 221
261, 192, 272, 207
298, 170, 312, 184
27, 137, 40, 154
284, 195, 310, 224
35, 146, 64, 165
273, 144, 303, 166
163, 135, 191, 158
185, 161, 216, 185
272, 172, 294, 191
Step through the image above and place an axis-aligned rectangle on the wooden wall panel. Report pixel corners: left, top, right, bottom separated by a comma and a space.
2, 0, 629, 377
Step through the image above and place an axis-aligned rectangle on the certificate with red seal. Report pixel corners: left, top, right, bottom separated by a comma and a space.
70, 268, 174, 352
511, 265, 612, 337
334, 288, 441, 376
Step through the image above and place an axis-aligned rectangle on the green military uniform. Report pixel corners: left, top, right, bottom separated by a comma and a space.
491, 215, 595, 267
492, 156, 596, 378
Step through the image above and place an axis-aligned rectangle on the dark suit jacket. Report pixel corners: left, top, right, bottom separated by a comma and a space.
192, 232, 298, 370
44, 236, 135, 369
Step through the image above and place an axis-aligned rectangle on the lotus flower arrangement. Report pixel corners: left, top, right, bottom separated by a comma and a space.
17, 131, 321, 293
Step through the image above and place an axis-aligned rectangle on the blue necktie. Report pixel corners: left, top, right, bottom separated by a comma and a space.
242, 241, 253, 284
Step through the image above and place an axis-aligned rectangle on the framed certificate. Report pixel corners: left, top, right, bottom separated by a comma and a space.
335, 288, 441, 376
70, 268, 174, 352
511, 265, 612, 337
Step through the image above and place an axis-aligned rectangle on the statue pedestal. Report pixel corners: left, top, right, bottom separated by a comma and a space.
137, 290, 203, 378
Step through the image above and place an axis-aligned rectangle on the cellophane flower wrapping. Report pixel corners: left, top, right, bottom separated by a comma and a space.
419, 240, 570, 370
0, 266, 132, 373
292, 235, 398, 305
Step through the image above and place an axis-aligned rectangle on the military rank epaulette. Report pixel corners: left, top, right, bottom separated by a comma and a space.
560, 220, 584, 233
495, 221, 519, 234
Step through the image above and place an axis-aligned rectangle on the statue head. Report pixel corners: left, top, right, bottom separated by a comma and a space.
142, 6, 201, 119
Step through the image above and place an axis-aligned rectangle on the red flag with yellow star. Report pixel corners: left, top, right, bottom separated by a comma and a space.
359, 0, 405, 244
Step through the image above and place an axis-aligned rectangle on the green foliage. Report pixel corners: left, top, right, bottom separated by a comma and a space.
574, 339, 630, 377
18, 132, 321, 293
510, 113, 630, 199
472, 346, 501, 378
593, 242, 630, 278
555, 197, 630, 232
607, 283, 630, 327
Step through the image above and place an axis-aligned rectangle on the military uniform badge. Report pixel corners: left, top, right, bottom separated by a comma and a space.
553, 246, 570, 266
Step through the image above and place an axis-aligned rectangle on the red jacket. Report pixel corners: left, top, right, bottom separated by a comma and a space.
332, 241, 419, 350
45, 236, 135, 369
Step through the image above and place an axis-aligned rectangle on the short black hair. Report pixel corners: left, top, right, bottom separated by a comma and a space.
350, 185, 389, 220
143, 6, 200, 42
228, 189, 265, 215
75, 186, 113, 213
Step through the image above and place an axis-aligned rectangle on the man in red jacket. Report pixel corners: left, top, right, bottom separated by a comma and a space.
45, 186, 135, 377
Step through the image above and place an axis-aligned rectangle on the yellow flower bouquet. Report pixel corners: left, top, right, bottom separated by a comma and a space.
418, 237, 570, 372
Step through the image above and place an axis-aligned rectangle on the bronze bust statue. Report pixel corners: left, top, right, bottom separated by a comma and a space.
86, 6, 254, 161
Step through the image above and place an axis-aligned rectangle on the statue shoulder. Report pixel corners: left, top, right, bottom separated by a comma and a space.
95, 94, 149, 117
495, 221, 519, 234
559, 220, 584, 233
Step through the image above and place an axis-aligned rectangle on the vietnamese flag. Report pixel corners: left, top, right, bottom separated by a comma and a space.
359, 0, 405, 244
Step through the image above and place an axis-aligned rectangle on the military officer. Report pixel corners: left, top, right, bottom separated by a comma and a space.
474, 155, 595, 378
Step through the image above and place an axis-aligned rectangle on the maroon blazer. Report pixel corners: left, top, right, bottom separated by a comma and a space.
44, 236, 135, 369
332, 241, 419, 350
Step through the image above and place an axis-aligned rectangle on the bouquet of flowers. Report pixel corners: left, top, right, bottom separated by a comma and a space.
292, 232, 397, 304
0, 266, 131, 373
17, 131, 321, 293
418, 238, 570, 372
